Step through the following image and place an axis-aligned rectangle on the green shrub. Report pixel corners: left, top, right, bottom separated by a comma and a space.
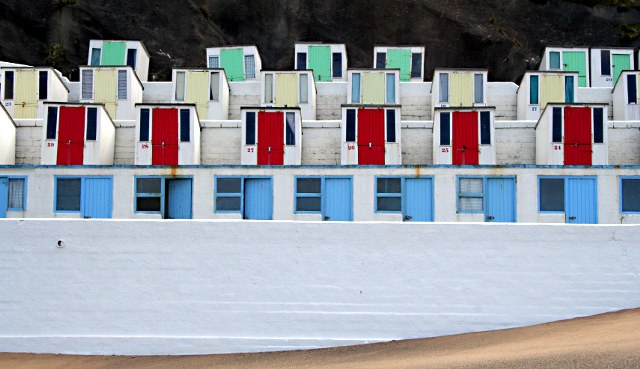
45, 44, 67, 71
619, 24, 640, 40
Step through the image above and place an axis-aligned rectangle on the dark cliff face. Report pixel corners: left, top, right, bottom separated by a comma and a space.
0, 0, 638, 82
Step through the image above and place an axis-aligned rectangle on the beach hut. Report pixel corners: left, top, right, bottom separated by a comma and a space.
431, 69, 488, 115
241, 107, 302, 166
340, 105, 401, 165
261, 70, 317, 120
87, 40, 150, 82
172, 68, 230, 120
373, 46, 425, 82
432, 107, 496, 165
206, 46, 262, 82
589, 47, 635, 88
0, 67, 69, 120
294, 42, 348, 82
612, 71, 640, 121
79, 66, 143, 120
516, 71, 579, 120
539, 47, 590, 87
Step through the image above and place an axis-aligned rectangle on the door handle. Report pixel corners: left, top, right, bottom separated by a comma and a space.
268, 146, 271, 153
403, 215, 412, 221
324, 216, 330, 221
369, 142, 372, 149
569, 216, 577, 220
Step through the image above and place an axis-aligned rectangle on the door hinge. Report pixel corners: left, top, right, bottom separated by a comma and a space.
403, 215, 412, 222
324, 216, 330, 221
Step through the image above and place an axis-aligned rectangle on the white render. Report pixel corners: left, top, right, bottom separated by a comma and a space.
87, 40, 151, 82
260, 70, 317, 120
206, 45, 262, 81
40, 104, 115, 166
0, 105, 16, 164
0, 219, 639, 355
612, 71, 640, 121
373, 45, 426, 81
589, 48, 635, 88
432, 108, 496, 165
294, 43, 348, 82
240, 108, 302, 166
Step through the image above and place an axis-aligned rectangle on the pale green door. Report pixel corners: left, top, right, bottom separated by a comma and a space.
220, 48, 245, 82
101, 41, 126, 66
308, 46, 331, 82
562, 51, 587, 87
612, 54, 631, 85
387, 49, 411, 82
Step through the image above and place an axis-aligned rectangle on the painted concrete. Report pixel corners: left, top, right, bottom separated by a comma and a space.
0, 106, 16, 164
0, 219, 638, 355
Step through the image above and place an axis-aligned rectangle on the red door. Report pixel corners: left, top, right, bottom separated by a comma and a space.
152, 108, 179, 165
56, 106, 85, 165
564, 107, 592, 166
257, 112, 284, 165
357, 109, 385, 165
452, 111, 479, 165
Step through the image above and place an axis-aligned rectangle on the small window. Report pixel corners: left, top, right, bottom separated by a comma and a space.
244, 55, 256, 79
210, 72, 220, 101
411, 53, 422, 78
552, 107, 562, 143
295, 177, 321, 212
39, 70, 48, 100
621, 178, 640, 213
180, 109, 190, 142
215, 177, 242, 212
474, 74, 484, 103
351, 73, 361, 103
386, 110, 396, 143
246, 112, 256, 145
539, 178, 564, 212
628, 75, 637, 104
296, 52, 307, 70
564, 76, 574, 103
90, 48, 101, 66
550, 51, 561, 69
3, 71, 14, 100
458, 178, 483, 213
593, 108, 604, 144
385, 73, 395, 103
140, 109, 150, 142
126, 49, 137, 69
600, 50, 611, 76
209, 56, 219, 69
439, 73, 449, 102
86, 107, 98, 141
46, 106, 58, 140
81, 70, 93, 99
299, 74, 308, 103
346, 109, 356, 142
117, 70, 128, 100
332, 53, 342, 78
135, 177, 162, 213
480, 111, 491, 145
376, 52, 386, 69
376, 178, 402, 212
440, 112, 450, 145
175, 71, 185, 101
265, 73, 274, 103
8, 178, 26, 210
530, 75, 539, 105
56, 178, 81, 212
286, 112, 295, 145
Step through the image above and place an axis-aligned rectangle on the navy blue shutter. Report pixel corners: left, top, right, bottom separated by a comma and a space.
140, 109, 150, 141
386, 110, 396, 143
411, 53, 422, 78
39, 71, 48, 100
600, 50, 610, 75
628, 75, 637, 104
480, 111, 491, 145
296, 53, 307, 70
332, 53, 342, 78
180, 109, 190, 142
86, 107, 98, 140
46, 106, 58, 139
346, 109, 356, 142
376, 53, 386, 69
552, 107, 562, 143
246, 112, 256, 145
440, 112, 450, 145
285, 112, 295, 145
126, 49, 137, 68
593, 108, 604, 143
4, 71, 14, 99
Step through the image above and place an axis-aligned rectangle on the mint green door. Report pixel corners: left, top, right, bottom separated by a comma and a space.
220, 48, 245, 82
612, 54, 631, 85
562, 51, 587, 87
101, 41, 126, 66
308, 46, 331, 82
387, 49, 411, 82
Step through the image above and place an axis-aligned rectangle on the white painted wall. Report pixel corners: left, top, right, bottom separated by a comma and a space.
487, 82, 517, 120
612, 71, 640, 121
399, 82, 431, 120
316, 82, 347, 120
0, 106, 16, 164
590, 48, 635, 88
228, 81, 261, 120
0, 219, 638, 355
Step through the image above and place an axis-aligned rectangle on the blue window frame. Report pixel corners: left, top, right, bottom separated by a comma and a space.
457, 176, 485, 214
294, 176, 352, 215
375, 177, 402, 213
135, 176, 163, 214
620, 177, 640, 214
6, 176, 27, 211
214, 176, 273, 214
54, 176, 112, 214
538, 176, 566, 213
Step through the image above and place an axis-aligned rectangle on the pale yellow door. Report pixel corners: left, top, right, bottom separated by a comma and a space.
186, 71, 210, 119
450, 72, 473, 106
94, 70, 117, 118
540, 75, 564, 109
275, 74, 298, 107
361, 72, 385, 104
14, 70, 38, 119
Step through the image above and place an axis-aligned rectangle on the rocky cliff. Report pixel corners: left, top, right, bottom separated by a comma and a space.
0, 0, 638, 81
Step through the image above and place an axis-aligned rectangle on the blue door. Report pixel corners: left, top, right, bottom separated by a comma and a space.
323, 178, 352, 221
485, 177, 516, 223
404, 178, 433, 222
82, 178, 113, 219
0, 177, 8, 218
166, 179, 192, 219
244, 178, 272, 220
566, 177, 597, 224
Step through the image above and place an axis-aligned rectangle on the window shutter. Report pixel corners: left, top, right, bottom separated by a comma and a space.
332, 53, 342, 78
81, 70, 93, 99
439, 73, 449, 102
297, 53, 307, 70
244, 55, 256, 79
411, 53, 422, 78
593, 108, 604, 144
86, 107, 98, 141
175, 71, 185, 101
376, 52, 386, 69
385, 73, 396, 103
550, 52, 561, 69
46, 106, 58, 140
299, 74, 308, 103
530, 75, 539, 105
474, 74, 484, 103
90, 48, 101, 66
351, 73, 361, 103
628, 75, 637, 104
117, 70, 128, 100
246, 112, 256, 145
209, 56, 219, 68
386, 109, 396, 143
564, 76, 574, 103
346, 109, 356, 142
210, 72, 220, 101
180, 109, 190, 142
39, 70, 48, 100
552, 107, 562, 143
126, 49, 137, 69
440, 112, 450, 145
140, 109, 150, 141
286, 112, 295, 145
600, 50, 611, 75
480, 111, 491, 145
265, 74, 273, 103
4, 71, 14, 100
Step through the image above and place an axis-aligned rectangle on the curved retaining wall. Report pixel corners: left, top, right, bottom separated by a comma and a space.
0, 219, 639, 355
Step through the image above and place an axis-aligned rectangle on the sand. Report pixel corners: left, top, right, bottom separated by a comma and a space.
1, 308, 639, 369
